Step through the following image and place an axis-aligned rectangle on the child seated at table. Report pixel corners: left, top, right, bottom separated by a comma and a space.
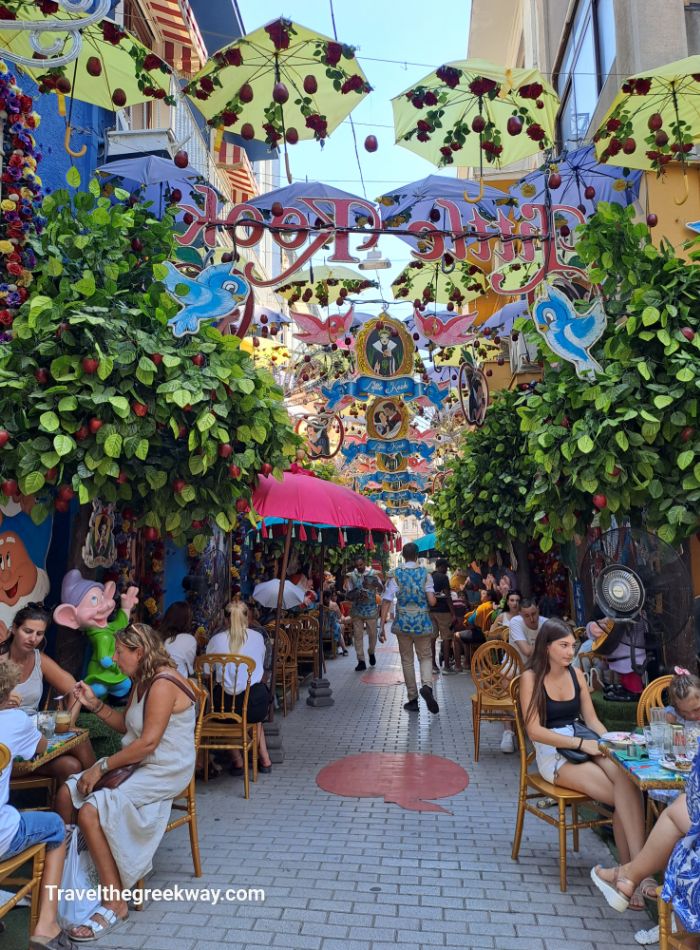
666, 668, 700, 734
0, 661, 75, 950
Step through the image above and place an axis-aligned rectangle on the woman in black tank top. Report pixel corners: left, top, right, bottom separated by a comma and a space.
519, 619, 646, 906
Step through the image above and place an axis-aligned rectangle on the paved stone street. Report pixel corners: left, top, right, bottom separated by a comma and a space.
99, 635, 645, 950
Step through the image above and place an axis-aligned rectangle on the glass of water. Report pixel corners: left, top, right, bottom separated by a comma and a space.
37, 712, 56, 741
648, 722, 666, 760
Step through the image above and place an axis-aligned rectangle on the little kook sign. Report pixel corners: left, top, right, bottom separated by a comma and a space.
175, 186, 587, 296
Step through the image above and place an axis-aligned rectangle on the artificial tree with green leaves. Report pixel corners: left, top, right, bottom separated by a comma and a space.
519, 201, 700, 552
432, 389, 535, 570
0, 172, 299, 550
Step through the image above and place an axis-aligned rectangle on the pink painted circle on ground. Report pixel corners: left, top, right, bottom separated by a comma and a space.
317, 752, 469, 813
360, 671, 404, 685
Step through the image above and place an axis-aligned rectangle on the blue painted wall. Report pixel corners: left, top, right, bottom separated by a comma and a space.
33, 90, 112, 194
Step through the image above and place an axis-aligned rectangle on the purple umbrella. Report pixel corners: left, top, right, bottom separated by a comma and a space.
480, 299, 529, 336
96, 156, 215, 219
247, 180, 375, 228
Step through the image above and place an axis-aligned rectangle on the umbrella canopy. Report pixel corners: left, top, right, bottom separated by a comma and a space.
0, 13, 173, 112
392, 260, 487, 308
392, 60, 559, 170
415, 532, 437, 554
97, 156, 199, 187
252, 305, 290, 327
377, 174, 506, 252
253, 579, 306, 609
184, 17, 371, 147
479, 299, 528, 336
276, 265, 378, 307
252, 471, 397, 535
247, 180, 372, 226
593, 56, 700, 175
510, 145, 642, 217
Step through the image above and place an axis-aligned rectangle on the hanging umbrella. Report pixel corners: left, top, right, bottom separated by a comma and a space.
247, 180, 374, 227
510, 145, 642, 218
377, 174, 507, 253
479, 299, 529, 336
96, 156, 205, 218
252, 305, 290, 327
0, 13, 173, 111
593, 56, 700, 190
392, 260, 487, 308
276, 264, 378, 307
415, 532, 437, 554
253, 579, 306, 609
392, 60, 559, 173
184, 17, 371, 168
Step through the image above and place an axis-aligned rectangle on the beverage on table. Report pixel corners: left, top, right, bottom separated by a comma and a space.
55, 710, 71, 734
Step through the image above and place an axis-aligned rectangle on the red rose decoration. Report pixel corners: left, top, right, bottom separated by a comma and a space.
324, 42, 343, 66
142, 53, 162, 71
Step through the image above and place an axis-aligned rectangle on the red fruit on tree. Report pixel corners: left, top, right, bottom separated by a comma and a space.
170, 189, 182, 203
111, 88, 127, 107
191, 520, 204, 530
681, 327, 695, 341
57, 485, 74, 501
34, 368, 49, 385
81, 357, 99, 374
191, 354, 205, 366
235, 498, 250, 513
271, 201, 284, 217
238, 83, 254, 103
151, 353, 163, 365
0, 430, 9, 447
681, 427, 694, 443
143, 527, 159, 542
584, 185, 596, 199
655, 130, 669, 147
646, 213, 658, 228
241, 123, 255, 140
285, 127, 299, 144
261, 463, 273, 476
132, 402, 148, 417
229, 464, 242, 478
471, 114, 486, 133
174, 150, 189, 168
74, 426, 89, 441
303, 75, 318, 95
56, 77, 71, 95
1, 479, 18, 497
173, 478, 187, 494
548, 172, 562, 189
648, 113, 663, 131
623, 137, 636, 154
218, 443, 233, 459
88, 418, 103, 433
364, 135, 378, 153
86, 57, 102, 77
593, 493, 607, 510
272, 81, 289, 104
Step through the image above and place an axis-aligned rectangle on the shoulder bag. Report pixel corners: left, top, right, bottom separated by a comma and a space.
93, 672, 196, 790
557, 721, 601, 764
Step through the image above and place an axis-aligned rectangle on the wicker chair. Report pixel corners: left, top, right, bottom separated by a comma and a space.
470, 640, 523, 762
296, 616, 321, 678
509, 677, 613, 891
636, 675, 674, 728
194, 655, 258, 799
273, 622, 300, 716
0, 744, 46, 936
658, 888, 695, 949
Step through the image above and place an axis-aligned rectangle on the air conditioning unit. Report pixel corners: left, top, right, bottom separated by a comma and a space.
509, 332, 540, 374
105, 128, 178, 160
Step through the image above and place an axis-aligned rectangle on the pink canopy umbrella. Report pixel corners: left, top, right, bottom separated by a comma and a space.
252, 470, 398, 538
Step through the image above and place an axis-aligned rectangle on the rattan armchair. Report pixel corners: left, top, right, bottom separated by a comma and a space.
509, 676, 613, 891
636, 675, 674, 728
470, 640, 522, 762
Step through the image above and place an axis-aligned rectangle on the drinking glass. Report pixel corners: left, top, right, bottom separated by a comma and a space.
649, 722, 665, 760
649, 707, 667, 724
37, 711, 55, 741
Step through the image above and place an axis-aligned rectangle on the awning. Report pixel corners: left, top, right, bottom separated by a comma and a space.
216, 141, 259, 204
151, 0, 207, 75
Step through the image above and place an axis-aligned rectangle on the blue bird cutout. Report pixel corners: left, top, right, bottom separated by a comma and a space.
532, 283, 607, 379
162, 261, 250, 338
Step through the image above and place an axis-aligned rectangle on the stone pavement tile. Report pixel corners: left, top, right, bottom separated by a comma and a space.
126, 637, 642, 949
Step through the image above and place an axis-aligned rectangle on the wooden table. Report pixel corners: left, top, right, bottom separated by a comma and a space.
600, 742, 687, 792
11, 728, 89, 775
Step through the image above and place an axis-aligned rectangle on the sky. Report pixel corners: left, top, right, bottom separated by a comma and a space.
235, 0, 473, 310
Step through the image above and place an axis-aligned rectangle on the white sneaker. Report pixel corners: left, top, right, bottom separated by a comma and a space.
500, 731, 515, 753
634, 920, 677, 945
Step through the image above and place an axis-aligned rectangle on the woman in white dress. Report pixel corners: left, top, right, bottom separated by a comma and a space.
56, 623, 196, 942
157, 601, 197, 676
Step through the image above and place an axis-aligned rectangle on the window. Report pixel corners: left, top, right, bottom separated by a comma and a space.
121, 0, 155, 130
555, 0, 617, 148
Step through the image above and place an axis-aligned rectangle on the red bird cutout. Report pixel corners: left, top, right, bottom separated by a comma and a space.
413, 307, 477, 346
291, 305, 355, 347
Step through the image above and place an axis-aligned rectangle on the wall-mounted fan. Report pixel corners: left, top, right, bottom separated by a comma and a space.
580, 527, 692, 669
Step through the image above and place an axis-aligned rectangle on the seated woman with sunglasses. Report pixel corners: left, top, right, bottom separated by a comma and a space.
520, 618, 649, 909
55, 623, 196, 943
0, 604, 96, 784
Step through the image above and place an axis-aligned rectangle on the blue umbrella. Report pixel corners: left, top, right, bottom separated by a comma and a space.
247, 181, 372, 226
480, 299, 529, 336
377, 174, 507, 252
415, 532, 436, 553
510, 145, 642, 219
253, 306, 290, 328
97, 156, 211, 219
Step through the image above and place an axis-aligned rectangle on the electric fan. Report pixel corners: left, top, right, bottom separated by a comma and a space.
579, 527, 692, 668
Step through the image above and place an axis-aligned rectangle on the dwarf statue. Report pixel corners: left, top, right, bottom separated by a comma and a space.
54, 570, 139, 699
